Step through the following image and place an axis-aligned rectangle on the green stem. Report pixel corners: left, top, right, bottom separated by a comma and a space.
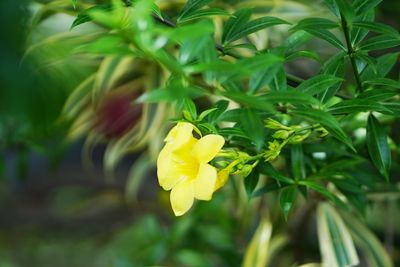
340, 13, 363, 93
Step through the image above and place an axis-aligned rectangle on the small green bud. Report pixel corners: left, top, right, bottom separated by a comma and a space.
182, 110, 193, 121
264, 140, 281, 161
288, 130, 311, 144
272, 130, 293, 139
239, 164, 253, 178
265, 118, 291, 130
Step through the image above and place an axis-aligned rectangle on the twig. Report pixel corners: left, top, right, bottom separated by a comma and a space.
341, 13, 363, 92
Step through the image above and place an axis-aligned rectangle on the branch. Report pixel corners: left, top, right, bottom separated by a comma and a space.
341, 13, 363, 93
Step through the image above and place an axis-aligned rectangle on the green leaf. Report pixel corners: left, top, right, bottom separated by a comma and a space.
138, 88, 175, 103
249, 64, 281, 93
328, 99, 393, 115
182, 98, 197, 120
285, 50, 321, 63
178, 0, 213, 22
207, 100, 229, 123
283, 30, 313, 53
297, 74, 343, 96
240, 109, 265, 151
252, 180, 281, 197
358, 89, 397, 101
269, 67, 287, 91
290, 108, 355, 151
341, 211, 394, 267
279, 186, 297, 220
351, 10, 375, 45
225, 16, 291, 43
244, 171, 260, 197
361, 52, 399, 80
302, 28, 346, 50
353, 0, 382, 15
299, 181, 345, 207
359, 34, 400, 51
222, 8, 252, 44
291, 144, 306, 180
319, 52, 345, 103
178, 8, 230, 23
352, 21, 399, 38
366, 114, 391, 180
363, 78, 400, 89
258, 162, 295, 185
223, 91, 274, 112
243, 217, 273, 267
316, 203, 359, 267
260, 90, 321, 106
71, 4, 111, 29
72, 0, 77, 8
293, 18, 339, 30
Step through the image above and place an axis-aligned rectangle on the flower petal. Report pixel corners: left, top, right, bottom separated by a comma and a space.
215, 169, 230, 191
193, 134, 225, 163
170, 179, 194, 216
157, 145, 183, 190
194, 163, 217, 200
165, 122, 194, 150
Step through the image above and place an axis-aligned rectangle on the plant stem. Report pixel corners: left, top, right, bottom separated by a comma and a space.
340, 13, 363, 92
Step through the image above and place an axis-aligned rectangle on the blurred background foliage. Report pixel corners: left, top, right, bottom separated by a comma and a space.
0, 0, 399, 266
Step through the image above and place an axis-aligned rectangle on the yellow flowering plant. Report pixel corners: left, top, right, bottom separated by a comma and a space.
157, 122, 225, 215
22, 0, 400, 266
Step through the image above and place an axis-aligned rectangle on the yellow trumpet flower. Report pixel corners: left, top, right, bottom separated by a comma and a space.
157, 122, 225, 216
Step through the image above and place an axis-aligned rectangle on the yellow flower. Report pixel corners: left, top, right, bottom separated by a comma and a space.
157, 122, 225, 216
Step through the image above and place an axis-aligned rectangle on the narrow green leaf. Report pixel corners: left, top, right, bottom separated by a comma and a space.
226, 16, 291, 43
285, 50, 321, 63
178, 0, 213, 22
269, 67, 287, 91
351, 9, 375, 45
72, 0, 77, 8
182, 98, 197, 120
303, 28, 346, 50
244, 171, 260, 197
71, 4, 111, 29
291, 144, 306, 180
319, 52, 346, 103
363, 78, 400, 89
341, 211, 394, 267
366, 114, 391, 180
260, 89, 321, 106
138, 88, 175, 103
359, 34, 400, 51
178, 8, 230, 23
258, 162, 295, 185
290, 108, 355, 151
279, 186, 297, 220
249, 64, 281, 93
358, 89, 397, 101
293, 18, 339, 31
222, 8, 252, 44
223, 91, 274, 112
361, 52, 399, 80
316, 203, 359, 267
328, 99, 393, 115
243, 217, 272, 267
299, 181, 345, 207
353, 21, 399, 38
297, 74, 343, 96
353, 0, 382, 15
240, 109, 265, 150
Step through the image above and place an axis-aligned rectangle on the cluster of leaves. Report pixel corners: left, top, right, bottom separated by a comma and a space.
28, 0, 400, 266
